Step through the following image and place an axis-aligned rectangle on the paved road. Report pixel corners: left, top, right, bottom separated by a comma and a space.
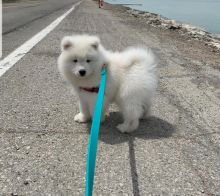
2, 0, 79, 58
1, 0, 220, 195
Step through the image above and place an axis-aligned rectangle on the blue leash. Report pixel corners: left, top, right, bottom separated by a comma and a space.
85, 67, 107, 196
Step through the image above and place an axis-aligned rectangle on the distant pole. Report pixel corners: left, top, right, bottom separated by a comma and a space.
99, 0, 104, 8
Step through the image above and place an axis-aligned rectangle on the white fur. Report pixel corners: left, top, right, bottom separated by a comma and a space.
58, 35, 157, 133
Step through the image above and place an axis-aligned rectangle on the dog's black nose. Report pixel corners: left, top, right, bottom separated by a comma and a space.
79, 70, 86, 76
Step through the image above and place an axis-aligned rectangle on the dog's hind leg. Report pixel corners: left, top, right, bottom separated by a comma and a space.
117, 103, 142, 133
117, 118, 139, 133
140, 102, 151, 120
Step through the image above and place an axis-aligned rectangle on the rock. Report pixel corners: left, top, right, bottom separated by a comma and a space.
24, 180, 29, 185
11, 194, 18, 196
169, 25, 181, 30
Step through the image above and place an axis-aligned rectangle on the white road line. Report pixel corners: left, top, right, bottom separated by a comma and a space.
0, 1, 81, 77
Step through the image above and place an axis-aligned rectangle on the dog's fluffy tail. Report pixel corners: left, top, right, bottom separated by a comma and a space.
122, 47, 156, 70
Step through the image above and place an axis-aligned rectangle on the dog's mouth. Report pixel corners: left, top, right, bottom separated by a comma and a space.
75, 73, 87, 78
75, 73, 95, 80
79, 86, 99, 93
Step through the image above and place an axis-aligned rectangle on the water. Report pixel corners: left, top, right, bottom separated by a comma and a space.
106, 0, 220, 34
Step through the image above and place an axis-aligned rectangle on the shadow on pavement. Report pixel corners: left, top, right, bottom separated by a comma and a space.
86, 111, 175, 196
97, 112, 175, 145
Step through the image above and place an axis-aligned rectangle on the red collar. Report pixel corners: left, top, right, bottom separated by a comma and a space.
80, 87, 99, 93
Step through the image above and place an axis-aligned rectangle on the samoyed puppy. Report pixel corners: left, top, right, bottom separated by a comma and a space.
58, 34, 157, 133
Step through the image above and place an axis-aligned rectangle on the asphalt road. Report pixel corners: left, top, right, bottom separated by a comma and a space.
0, 0, 220, 195
2, 0, 79, 58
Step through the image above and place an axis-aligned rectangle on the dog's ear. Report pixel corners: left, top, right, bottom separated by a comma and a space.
91, 37, 100, 50
91, 42, 99, 50
61, 36, 73, 51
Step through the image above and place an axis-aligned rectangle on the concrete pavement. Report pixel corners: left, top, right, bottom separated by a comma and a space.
0, 0, 220, 195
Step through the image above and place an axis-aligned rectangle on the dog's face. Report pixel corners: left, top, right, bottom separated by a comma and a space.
58, 35, 104, 79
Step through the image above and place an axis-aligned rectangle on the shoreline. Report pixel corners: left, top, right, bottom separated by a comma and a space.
104, 1, 220, 52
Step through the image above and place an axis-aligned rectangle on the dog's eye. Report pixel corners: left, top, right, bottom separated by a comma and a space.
86, 59, 91, 63
73, 59, 78, 63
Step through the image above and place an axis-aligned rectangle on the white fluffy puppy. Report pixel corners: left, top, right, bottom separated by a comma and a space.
58, 35, 157, 133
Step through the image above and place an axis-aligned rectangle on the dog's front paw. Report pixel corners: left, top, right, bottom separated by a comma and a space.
74, 113, 90, 123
